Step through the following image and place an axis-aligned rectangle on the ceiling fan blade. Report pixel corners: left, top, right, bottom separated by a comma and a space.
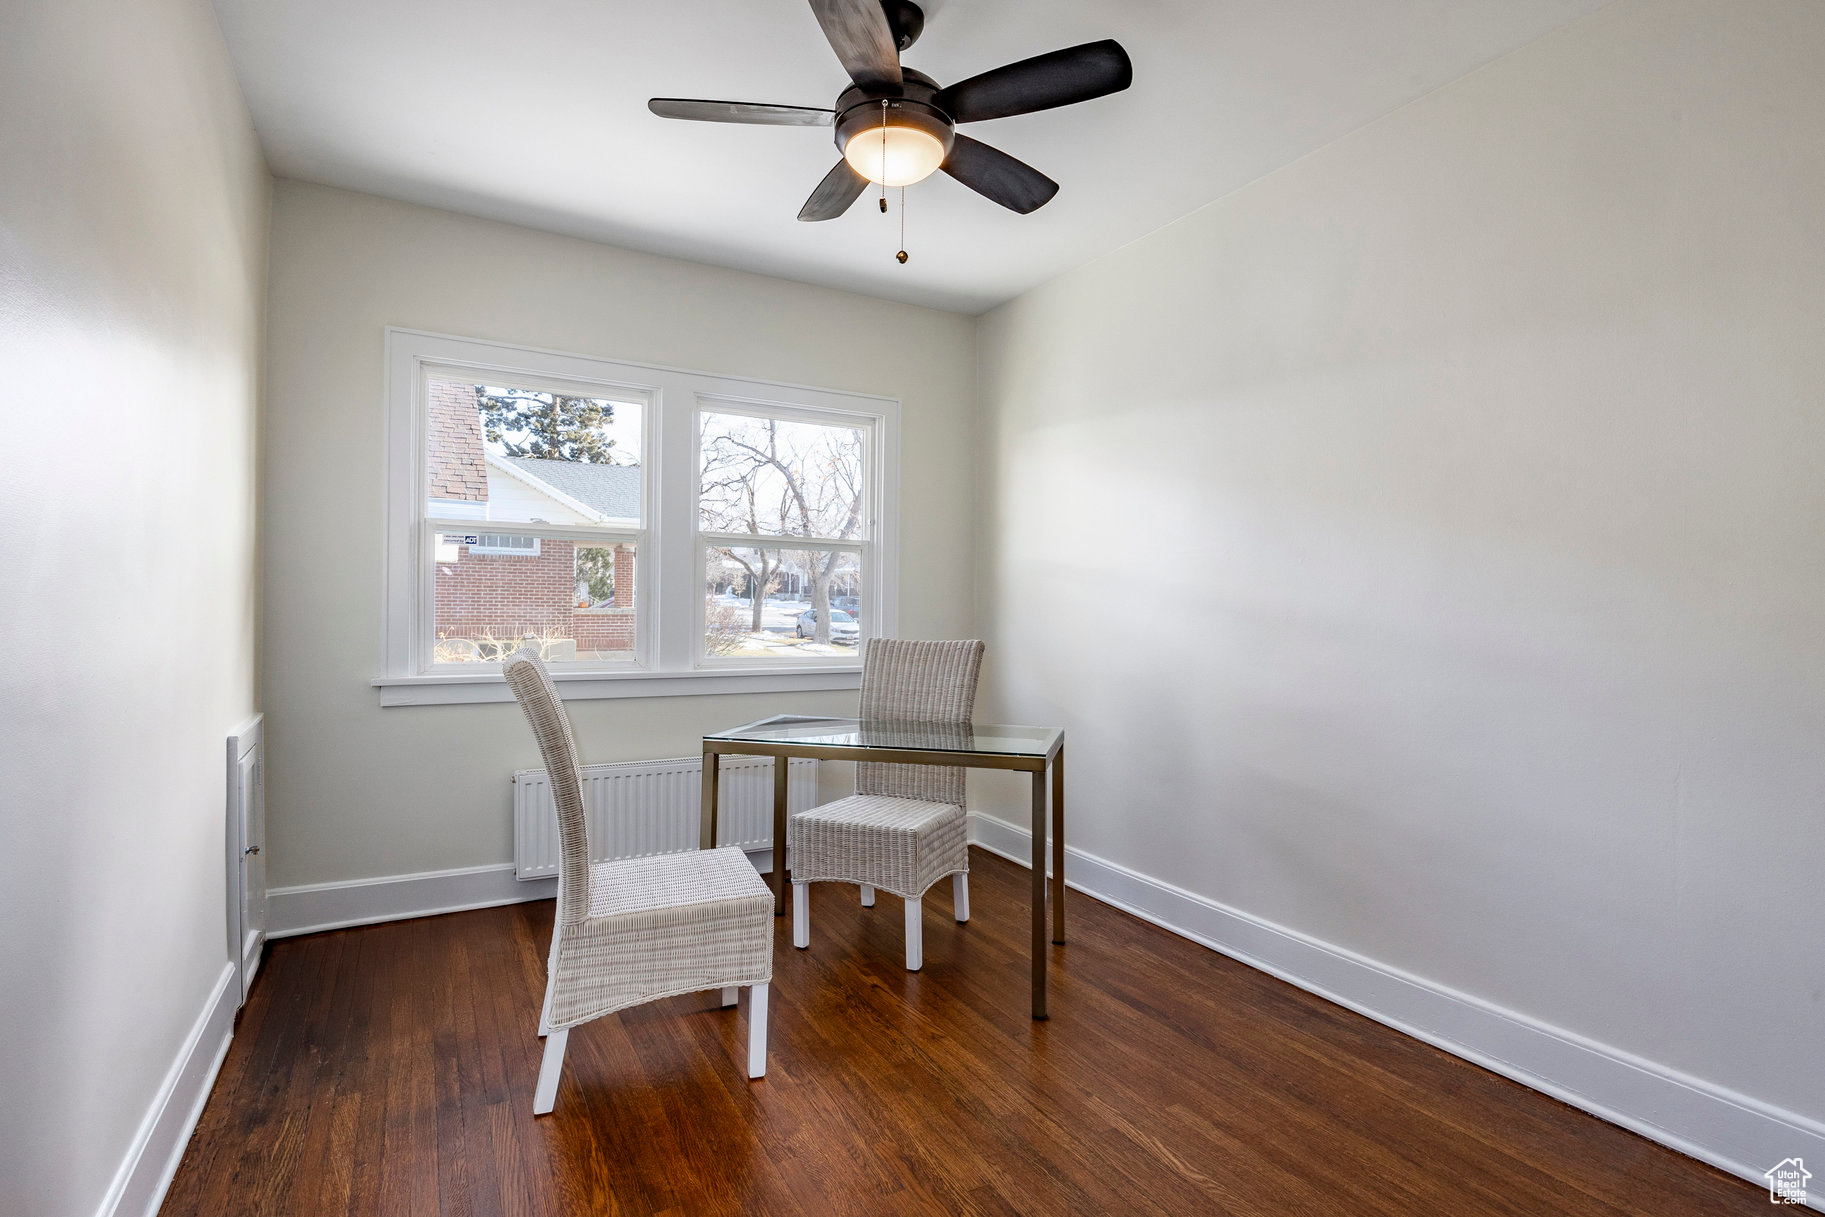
941, 134, 1059, 214
933, 40, 1132, 124
807, 0, 902, 91
798, 159, 871, 221
648, 98, 834, 126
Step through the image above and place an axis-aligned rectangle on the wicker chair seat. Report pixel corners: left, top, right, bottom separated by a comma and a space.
788, 794, 967, 900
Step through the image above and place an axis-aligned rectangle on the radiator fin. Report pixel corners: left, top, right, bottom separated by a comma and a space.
513, 755, 818, 880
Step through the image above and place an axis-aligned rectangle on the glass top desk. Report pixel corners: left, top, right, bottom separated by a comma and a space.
702, 715, 1066, 1019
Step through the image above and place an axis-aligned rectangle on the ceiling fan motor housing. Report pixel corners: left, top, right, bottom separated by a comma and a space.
832, 68, 955, 160
882, 0, 924, 51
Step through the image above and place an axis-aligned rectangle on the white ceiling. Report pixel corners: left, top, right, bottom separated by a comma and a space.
214, 0, 1610, 314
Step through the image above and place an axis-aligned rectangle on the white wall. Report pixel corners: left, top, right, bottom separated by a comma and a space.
977, 0, 1824, 1130
262, 181, 975, 890
0, 1, 269, 1214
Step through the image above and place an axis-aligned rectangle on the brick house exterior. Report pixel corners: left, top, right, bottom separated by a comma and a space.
427, 380, 637, 660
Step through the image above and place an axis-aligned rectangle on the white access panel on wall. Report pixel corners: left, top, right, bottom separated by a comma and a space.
227, 715, 266, 1006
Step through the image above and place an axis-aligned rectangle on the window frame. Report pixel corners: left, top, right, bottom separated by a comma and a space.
377, 329, 899, 706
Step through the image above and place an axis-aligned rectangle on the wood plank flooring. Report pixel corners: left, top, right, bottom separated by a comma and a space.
162, 848, 1760, 1215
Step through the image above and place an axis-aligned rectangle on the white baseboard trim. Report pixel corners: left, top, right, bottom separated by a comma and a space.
267, 848, 779, 940
968, 811, 1824, 1210
96, 963, 237, 1217
268, 863, 555, 938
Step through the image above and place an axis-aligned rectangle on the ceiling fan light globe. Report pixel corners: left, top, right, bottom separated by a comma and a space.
843, 125, 945, 187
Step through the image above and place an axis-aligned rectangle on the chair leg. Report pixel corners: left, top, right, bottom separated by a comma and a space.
793, 881, 810, 949
746, 983, 769, 1079
721, 987, 739, 1007
905, 896, 923, 971
860, 884, 875, 907
953, 872, 970, 923
532, 1027, 568, 1116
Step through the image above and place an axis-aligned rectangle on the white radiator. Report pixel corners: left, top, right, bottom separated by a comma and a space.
513, 755, 819, 880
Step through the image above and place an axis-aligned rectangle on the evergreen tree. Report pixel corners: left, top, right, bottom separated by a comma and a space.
476, 386, 617, 463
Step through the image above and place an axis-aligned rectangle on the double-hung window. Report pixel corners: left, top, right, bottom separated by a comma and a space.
697, 403, 873, 665
379, 330, 898, 704
420, 369, 648, 670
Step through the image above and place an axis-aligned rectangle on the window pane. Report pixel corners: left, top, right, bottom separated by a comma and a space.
699, 411, 866, 540
434, 533, 637, 664
427, 376, 642, 526
704, 547, 862, 660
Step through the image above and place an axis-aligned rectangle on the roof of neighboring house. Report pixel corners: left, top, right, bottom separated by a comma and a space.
504, 457, 641, 521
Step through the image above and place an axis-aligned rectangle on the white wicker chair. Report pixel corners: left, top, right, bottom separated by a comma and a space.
502, 649, 773, 1115
789, 638, 986, 970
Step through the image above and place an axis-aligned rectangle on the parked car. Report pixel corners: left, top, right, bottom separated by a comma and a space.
796, 608, 859, 644
833, 595, 860, 616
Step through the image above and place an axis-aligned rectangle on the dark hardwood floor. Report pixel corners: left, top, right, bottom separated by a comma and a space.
163, 848, 1759, 1215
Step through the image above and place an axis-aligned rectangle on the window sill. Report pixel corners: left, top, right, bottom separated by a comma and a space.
372, 666, 862, 707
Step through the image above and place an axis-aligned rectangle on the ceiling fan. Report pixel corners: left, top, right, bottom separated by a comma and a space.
648, 0, 1132, 222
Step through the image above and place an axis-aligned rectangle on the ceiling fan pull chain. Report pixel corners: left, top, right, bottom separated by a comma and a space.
879, 100, 889, 212
896, 186, 908, 263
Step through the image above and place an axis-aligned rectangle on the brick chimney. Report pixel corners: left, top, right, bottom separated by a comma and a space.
426, 380, 488, 503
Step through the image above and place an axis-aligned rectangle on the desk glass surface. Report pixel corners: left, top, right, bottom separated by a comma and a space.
704, 715, 1060, 759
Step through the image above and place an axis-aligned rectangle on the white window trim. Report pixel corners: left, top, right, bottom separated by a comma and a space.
376, 328, 899, 706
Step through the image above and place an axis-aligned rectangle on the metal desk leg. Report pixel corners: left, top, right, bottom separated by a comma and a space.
772, 757, 789, 916
1031, 767, 1048, 1020
700, 746, 720, 850
1051, 741, 1066, 945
